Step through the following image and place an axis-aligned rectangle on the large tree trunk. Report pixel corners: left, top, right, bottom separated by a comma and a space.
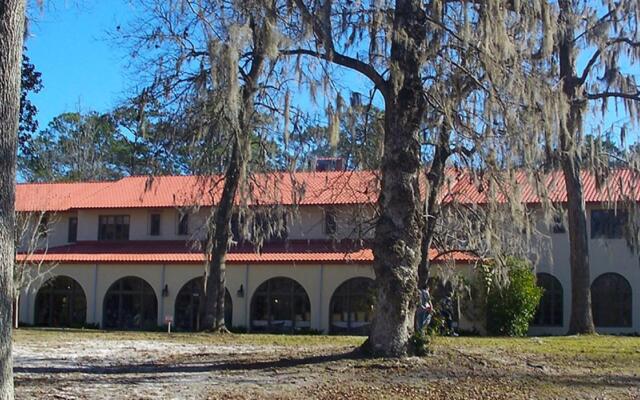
367, 0, 427, 357
418, 126, 451, 286
561, 154, 595, 334
201, 139, 241, 331
558, 0, 595, 335
201, 19, 266, 331
12, 297, 18, 330
0, 0, 25, 397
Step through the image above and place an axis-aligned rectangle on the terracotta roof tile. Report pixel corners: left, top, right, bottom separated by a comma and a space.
16, 182, 114, 212
17, 171, 380, 210
444, 169, 640, 205
16, 240, 475, 265
16, 168, 640, 212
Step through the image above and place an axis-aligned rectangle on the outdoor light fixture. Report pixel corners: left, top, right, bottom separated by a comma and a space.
162, 284, 169, 297
237, 284, 244, 298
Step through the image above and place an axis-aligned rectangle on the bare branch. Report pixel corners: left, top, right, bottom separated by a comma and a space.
288, 0, 389, 97
586, 90, 640, 101
578, 38, 640, 85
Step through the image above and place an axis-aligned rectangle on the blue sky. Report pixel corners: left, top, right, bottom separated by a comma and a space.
25, 1, 636, 143
26, 0, 136, 128
25, 0, 367, 128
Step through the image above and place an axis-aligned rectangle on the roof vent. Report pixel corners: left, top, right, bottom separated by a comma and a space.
313, 157, 346, 172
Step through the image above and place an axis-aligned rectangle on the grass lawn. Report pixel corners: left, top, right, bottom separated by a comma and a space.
12, 328, 640, 399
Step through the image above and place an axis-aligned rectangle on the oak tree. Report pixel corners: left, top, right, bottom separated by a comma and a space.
0, 0, 26, 397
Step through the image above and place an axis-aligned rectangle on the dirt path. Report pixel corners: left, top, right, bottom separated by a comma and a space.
13, 332, 640, 399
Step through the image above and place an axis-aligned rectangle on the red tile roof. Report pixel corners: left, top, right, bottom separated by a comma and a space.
16, 240, 475, 265
443, 169, 640, 205
16, 171, 380, 211
16, 168, 640, 212
16, 182, 113, 212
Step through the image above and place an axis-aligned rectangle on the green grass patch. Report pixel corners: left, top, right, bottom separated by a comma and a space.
13, 327, 365, 347
435, 335, 640, 371
14, 328, 640, 370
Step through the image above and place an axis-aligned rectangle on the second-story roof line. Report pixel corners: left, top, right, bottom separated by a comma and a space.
16, 168, 640, 212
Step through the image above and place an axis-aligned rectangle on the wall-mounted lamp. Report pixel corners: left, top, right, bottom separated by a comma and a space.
162, 284, 169, 297
237, 284, 244, 298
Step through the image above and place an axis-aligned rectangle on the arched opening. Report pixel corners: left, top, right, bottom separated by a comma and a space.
591, 273, 632, 327
34, 276, 86, 327
251, 277, 310, 333
532, 273, 563, 327
103, 276, 158, 330
329, 277, 375, 335
174, 277, 232, 331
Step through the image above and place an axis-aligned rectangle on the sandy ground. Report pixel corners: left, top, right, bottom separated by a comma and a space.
12, 330, 640, 399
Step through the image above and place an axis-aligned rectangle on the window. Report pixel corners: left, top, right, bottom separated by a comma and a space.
329, 278, 375, 335
231, 213, 242, 242
551, 213, 566, 234
37, 213, 49, 237
68, 217, 78, 242
591, 273, 632, 327
174, 277, 232, 331
591, 209, 626, 239
34, 276, 87, 327
251, 277, 310, 333
254, 211, 289, 242
324, 209, 337, 236
177, 213, 189, 236
98, 215, 130, 241
103, 276, 157, 330
532, 273, 563, 326
231, 211, 288, 244
149, 213, 161, 236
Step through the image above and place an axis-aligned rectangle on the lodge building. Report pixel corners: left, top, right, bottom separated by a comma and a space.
15, 169, 640, 335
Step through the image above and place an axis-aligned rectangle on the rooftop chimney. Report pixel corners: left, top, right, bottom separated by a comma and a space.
314, 157, 346, 172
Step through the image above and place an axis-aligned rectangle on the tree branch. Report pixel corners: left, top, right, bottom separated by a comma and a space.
280, 48, 389, 96
289, 0, 389, 97
586, 90, 640, 101
578, 49, 601, 85
578, 38, 640, 85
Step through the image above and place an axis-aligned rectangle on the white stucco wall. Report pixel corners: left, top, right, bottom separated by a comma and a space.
72, 205, 374, 243
76, 208, 210, 241
19, 262, 375, 333
19, 203, 640, 335
530, 206, 640, 335
16, 211, 76, 250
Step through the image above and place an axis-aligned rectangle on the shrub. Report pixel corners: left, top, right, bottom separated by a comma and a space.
229, 326, 247, 334
484, 257, 543, 336
425, 312, 446, 336
409, 329, 432, 356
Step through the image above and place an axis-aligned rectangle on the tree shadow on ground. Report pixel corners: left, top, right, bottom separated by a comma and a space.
14, 347, 640, 396
14, 347, 364, 377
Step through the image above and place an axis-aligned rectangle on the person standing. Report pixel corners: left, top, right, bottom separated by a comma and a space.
416, 284, 433, 331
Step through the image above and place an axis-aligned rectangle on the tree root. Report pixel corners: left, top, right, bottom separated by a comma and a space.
204, 326, 231, 334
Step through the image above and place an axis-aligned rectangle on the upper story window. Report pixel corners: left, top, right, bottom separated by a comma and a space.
68, 217, 78, 242
591, 209, 626, 239
149, 213, 161, 236
37, 213, 50, 238
324, 209, 337, 236
98, 215, 130, 241
551, 212, 566, 234
177, 213, 189, 236
232, 211, 289, 243
256, 211, 288, 242
231, 213, 241, 242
